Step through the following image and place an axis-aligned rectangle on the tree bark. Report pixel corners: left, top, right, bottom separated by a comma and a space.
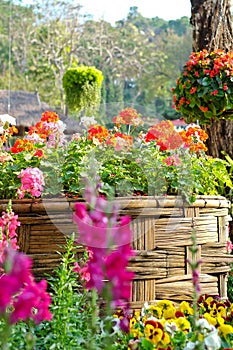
204, 119, 233, 158
190, 0, 233, 52
190, 0, 233, 238
190, 0, 233, 160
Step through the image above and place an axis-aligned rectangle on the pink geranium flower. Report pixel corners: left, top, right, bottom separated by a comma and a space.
17, 167, 45, 199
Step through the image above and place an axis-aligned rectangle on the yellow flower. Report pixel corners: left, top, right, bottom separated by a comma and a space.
209, 303, 218, 317
130, 317, 140, 338
205, 296, 214, 305
163, 306, 177, 319
147, 305, 163, 319
156, 299, 174, 309
216, 305, 227, 318
143, 319, 170, 346
218, 324, 233, 339
175, 317, 191, 332
178, 301, 194, 316
144, 323, 163, 345
134, 311, 141, 320
204, 313, 217, 326
162, 332, 171, 345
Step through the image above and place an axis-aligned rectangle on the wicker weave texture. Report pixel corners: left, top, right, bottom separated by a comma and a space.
1, 195, 231, 307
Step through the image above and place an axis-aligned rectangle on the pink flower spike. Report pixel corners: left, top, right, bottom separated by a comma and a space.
226, 240, 233, 254
10, 279, 52, 324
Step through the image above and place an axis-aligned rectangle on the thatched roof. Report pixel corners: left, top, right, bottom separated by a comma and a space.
0, 90, 61, 127
0, 90, 83, 134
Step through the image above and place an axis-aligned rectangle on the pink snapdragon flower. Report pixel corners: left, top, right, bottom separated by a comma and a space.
10, 279, 51, 324
226, 240, 233, 254
0, 202, 20, 263
73, 181, 135, 307
17, 167, 45, 199
73, 262, 90, 283
105, 245, 134, 305
0, 247, 52, 324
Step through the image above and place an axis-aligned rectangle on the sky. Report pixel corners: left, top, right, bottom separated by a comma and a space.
78, 0, 191, 23
21, 0, 192, 23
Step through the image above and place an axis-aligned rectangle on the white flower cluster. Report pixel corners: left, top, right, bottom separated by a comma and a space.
80, 116, 97, 129
0, 114, 16, 133
184, 319, 221, 350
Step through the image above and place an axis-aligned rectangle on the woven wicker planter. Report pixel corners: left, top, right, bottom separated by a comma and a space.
1, 195, 232, 309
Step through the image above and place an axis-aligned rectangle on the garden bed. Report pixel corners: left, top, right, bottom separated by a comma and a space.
1, 195, 232, 309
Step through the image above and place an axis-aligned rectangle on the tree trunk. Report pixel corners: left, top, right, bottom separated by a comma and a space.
204, 119, 233, 158
190, 0, 233, 160
190, 0, 233, 52
190, 0, 233, 238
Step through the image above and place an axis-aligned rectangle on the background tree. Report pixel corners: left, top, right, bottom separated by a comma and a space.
0, 1, 192, 119
190, 0, 233, 159
0, 1, 35, 91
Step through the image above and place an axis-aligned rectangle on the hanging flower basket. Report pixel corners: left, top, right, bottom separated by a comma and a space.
62, 65, 104, 113
172, 49, 233, 124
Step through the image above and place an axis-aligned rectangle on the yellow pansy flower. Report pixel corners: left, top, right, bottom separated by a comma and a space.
216, 305, 227, 318
204, 313, 217, 326
144, 323, 163, 345
147, 305, 163, 319
175, 317, 191, 332
156, 300, 174, 310
163, 306, 177, 320
178, 301, 194, 316
218, 324, 233, 338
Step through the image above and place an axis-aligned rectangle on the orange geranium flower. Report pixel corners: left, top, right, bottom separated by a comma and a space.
113, 107, 143, 126
41, 111, 59, 123
28, 111, 60, 140
145, 120, 183, 151
179, 125, 208, 152
11, 139, 34, 153
88, 125, 109, 143
106, 132, 133, 150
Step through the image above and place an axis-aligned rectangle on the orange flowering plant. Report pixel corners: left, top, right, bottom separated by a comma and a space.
62, 107, 232, 203
172, 49, 233, 124
0, 108, 231, 202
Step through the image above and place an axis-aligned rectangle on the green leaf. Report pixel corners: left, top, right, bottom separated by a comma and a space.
198, 77, 211, 86
141, 338, 154, 350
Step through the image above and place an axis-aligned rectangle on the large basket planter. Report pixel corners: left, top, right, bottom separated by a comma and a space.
1, 195, 232, 309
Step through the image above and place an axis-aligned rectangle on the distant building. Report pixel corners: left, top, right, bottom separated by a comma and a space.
0, 90, 54, 135
171, 118, 187, 131
0, 90, 81, 136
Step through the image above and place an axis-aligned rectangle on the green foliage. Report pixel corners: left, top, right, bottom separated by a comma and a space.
61, 135, 233, 204
191, 156, 233, 197
0, 152, 40, 199
227, 266, 233, 303
62, 65, 104, 113
34, 235, 95, 349
40, 147, 65, 197
61, 139, 94, 197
